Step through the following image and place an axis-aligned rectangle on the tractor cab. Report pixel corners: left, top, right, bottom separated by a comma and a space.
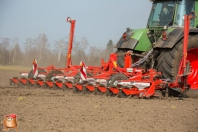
148, 0, 196, 28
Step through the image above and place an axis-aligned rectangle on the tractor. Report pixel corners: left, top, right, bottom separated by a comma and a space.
114, 0, 198, 98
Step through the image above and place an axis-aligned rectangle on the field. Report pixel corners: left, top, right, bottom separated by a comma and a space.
0, 67, 198, 132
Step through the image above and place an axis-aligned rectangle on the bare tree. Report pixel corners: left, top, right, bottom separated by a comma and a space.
105, 40, 114, 61
72, 37, 89, 64
88, 46, 105, 65
33, 34, 50, 65
0, 38, 10, 65
80, 37, 89, 61
24, 38, 35, 64
11, 38, 22, 65
54, 38, 67, 66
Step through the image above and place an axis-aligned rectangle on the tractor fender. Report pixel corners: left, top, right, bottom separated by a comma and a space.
115, 36, 138, 49
154, 28, 198, 49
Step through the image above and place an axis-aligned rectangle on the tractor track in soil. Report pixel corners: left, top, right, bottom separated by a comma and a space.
0, 70, 198, 132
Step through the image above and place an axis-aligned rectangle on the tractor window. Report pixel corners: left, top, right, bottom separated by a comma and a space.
174, 0, 195, 27
148, 1, 175, 27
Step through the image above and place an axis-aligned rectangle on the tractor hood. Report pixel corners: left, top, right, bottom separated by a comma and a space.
115, 28, 151, 52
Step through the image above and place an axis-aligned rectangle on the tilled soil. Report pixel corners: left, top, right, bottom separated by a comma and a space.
0, 70, 198, 132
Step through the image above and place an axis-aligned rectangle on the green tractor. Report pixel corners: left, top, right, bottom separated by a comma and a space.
115, 0, 198, 98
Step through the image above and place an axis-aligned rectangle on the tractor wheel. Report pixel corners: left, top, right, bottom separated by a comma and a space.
107, 73, 128, 87
116, 49, 140, 68
116, 49, 129, 68
155, 35, 198, 98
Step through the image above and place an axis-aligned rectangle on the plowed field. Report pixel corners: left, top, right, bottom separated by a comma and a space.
0, 69, 198, 132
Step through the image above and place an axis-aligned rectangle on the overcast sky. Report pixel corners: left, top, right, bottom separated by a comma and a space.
0, 0, 152, 49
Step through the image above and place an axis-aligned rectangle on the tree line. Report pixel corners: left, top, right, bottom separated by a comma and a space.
0, 34, 115, 68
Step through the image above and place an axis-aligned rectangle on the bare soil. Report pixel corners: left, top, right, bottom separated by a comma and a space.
0, 70, 198, 132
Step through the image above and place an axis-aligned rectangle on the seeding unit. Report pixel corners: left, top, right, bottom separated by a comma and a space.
10, 0, 198, 99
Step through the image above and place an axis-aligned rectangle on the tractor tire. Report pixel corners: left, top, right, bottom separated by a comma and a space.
116, 49, 140, 68
107, 73, 128, 87
116, 49, 129, 68
155, 35, 198, 98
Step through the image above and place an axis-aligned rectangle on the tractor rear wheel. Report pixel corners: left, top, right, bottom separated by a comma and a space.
116, 49, 140, 68
155, 35, 198, 98
116, 49, 128, 68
